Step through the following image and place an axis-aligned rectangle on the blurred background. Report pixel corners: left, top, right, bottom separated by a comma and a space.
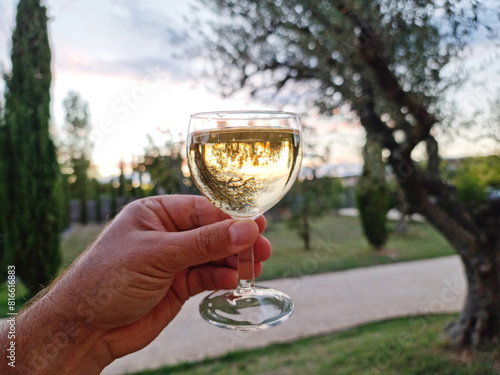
0, 0, 499, 374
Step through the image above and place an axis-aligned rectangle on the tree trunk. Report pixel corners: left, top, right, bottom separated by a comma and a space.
444, 243, 500, 347
399, 163, 500, 348
441, 201, 500, 347
302, 200, 311, 251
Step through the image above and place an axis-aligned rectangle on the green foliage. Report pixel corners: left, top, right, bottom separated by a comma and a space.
356, 176, 390, 249
1, 0, 61, 297
443, 155, 500, 203
355, 138, 390, 249
455, 173, 488, 203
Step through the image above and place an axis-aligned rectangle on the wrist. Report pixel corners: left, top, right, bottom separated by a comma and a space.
1, 287, 112, 374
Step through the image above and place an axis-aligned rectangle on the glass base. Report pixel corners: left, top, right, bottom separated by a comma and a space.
199, 286, 293, 331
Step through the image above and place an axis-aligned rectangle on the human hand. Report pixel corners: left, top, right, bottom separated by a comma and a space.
10, 195, 271, 374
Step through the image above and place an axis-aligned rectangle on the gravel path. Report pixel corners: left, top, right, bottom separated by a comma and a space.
102, 255, 466, 375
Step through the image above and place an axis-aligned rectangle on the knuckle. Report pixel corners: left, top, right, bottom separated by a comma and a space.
195, 226, 224, 258
125, 199, 142, 212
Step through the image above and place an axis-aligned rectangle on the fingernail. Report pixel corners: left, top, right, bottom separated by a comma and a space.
229, 220, 256, 245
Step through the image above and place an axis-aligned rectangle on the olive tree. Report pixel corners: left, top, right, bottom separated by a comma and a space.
194, 0, 500, 348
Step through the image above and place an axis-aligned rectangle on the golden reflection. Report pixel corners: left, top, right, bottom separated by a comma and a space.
188, 128, 300, 216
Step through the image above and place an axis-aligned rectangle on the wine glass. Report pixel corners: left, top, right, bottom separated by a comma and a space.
186, 110, 303, 330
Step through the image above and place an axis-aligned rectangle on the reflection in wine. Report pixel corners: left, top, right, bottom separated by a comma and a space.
188, 127, 301, 219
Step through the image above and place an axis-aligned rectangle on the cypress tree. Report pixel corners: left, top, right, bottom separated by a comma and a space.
0, 101, 6, 262
1, 0, 61, 297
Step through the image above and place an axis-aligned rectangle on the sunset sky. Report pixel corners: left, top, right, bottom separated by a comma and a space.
0, 0, 498, 177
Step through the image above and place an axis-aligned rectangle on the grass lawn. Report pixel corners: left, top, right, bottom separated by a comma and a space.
129, 314, 499, 375
60, 223, 106, 269
259, 214, 455, 280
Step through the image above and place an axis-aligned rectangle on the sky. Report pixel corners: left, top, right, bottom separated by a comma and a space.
0, 0, 498, 177
1, 0, 286, 176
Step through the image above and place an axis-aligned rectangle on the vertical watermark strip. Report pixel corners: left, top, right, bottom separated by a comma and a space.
6, 265, 17, 367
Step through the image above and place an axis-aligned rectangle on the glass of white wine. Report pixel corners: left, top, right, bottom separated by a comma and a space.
187, 110, 303, 330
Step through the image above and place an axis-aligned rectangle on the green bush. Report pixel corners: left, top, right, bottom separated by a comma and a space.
355, 138, 390, 250
355, 173, 390, 249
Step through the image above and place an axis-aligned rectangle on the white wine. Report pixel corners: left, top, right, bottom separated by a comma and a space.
189, 112, 299, 330
188, 127, 302, 218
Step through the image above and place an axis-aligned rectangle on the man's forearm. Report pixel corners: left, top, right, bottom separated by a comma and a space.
0, 280, 111, 374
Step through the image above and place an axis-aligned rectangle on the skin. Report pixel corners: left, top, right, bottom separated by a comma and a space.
0, 195, 271, 374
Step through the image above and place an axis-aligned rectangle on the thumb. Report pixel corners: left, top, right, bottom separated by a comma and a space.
162, 219, 260, 270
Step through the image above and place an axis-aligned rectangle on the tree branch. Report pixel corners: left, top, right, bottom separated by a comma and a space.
332, 1, 438, 153
355, 75, 481, 256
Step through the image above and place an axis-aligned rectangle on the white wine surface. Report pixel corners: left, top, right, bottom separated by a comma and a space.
188, 127, 302, 218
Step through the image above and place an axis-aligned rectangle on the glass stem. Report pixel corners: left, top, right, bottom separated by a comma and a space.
236, 245, 255, 293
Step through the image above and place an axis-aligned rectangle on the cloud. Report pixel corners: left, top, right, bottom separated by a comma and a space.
46, 0, 199, 82
0, 0, 16, 73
